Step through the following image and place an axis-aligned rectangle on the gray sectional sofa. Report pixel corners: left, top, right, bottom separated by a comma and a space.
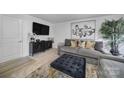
58, 39, 124, 78
58, 40, 104, 65
58, 43, 102, 65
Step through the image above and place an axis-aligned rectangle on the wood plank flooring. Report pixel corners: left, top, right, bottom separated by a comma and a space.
0, 48, 97, 78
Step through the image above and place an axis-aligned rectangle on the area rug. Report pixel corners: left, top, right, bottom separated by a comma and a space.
27, 62, 97, 78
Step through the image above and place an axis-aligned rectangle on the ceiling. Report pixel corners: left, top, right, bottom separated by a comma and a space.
30, 14, 108, 23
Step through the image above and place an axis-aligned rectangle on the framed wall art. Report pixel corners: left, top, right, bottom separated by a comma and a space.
71, 20, 96, 40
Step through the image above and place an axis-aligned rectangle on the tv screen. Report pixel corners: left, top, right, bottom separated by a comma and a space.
33, 22, 49, 35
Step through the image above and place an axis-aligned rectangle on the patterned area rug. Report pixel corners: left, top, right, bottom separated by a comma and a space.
27, 63, 97, 78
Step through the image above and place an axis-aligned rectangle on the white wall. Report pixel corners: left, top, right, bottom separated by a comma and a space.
0, 14, 124, 61
0, 15, 2, 61
54, 14, 124, 54
0, 14, 55, 58
54, 22, 71, 47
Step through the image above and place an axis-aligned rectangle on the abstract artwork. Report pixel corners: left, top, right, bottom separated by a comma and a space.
71, 20, 96, 39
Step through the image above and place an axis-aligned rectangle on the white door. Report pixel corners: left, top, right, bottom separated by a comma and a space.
0, 15, 23, 62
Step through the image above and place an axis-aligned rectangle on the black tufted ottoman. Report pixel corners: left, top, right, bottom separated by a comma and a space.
50, 54, 86, 78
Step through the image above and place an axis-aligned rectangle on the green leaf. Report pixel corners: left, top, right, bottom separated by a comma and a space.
99, 17, 124, 46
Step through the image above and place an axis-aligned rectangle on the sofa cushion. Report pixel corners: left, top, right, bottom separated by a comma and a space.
60, 46, 79, 54
78, 48, 102, 59
100, 59, 124, 78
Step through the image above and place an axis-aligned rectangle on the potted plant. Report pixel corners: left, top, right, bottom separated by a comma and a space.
100, 18, 124, 56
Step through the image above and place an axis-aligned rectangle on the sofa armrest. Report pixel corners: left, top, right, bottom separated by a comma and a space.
57, 42, 65, 55
95, 49, 106, 54
58, 42, 65, 48
100, 54, 124, 63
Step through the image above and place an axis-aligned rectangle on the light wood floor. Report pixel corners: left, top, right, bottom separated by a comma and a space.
33, 48, 59, 65
0, 48, 97, 78
0, 48, 59, 77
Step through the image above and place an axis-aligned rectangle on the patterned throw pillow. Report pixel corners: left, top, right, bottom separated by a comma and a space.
79, 41, 86, 48
70, 40, 77, 48
85, 41, 95, 49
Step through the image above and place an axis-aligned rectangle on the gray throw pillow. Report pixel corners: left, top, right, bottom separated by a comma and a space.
94, 41, 103, 52
65, 39, 71, 46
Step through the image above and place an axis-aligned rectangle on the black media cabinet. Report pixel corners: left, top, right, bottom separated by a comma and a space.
29, 40, 52, 56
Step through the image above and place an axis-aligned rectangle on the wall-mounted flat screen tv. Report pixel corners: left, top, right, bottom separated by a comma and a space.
33, 22, 49, 35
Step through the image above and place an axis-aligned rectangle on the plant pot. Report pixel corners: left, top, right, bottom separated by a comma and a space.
110, 45, 119, 56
